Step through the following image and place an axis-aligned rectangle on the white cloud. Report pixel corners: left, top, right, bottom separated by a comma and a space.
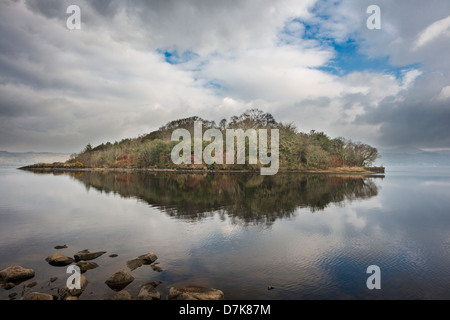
436, 86, 450, 101
199, 44, 339, 103
413, 15, 450, 50
401, 69, 423, 89
0, 0, 449, 152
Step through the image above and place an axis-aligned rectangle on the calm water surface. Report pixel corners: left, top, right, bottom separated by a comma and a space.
0, 164, 449, 300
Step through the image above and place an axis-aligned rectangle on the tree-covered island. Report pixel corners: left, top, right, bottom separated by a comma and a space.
20, 109, 384, 174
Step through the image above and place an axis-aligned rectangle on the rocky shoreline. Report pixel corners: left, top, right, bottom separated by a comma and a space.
0, 246, 224, 300
18, 165, 386, 175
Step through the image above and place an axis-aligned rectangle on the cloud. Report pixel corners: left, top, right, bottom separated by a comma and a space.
413, 15, 450, 50
0, 0, 449, 152
355, 73, 450, 149
0, 0, 225, 151
437, 86, 450, 101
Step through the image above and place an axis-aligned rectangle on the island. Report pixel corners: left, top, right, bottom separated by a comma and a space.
19, 109, 385, 174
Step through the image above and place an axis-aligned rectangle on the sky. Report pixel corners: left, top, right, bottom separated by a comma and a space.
0, 0, 449, 153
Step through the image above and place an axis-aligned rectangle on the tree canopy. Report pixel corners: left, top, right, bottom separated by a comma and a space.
68, 109, 380, 170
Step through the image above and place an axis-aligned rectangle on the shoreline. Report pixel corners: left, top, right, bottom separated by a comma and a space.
18, 165, 386, 175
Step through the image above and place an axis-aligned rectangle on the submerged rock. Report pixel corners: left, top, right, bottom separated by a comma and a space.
54, 245, 68, 249
45, 252, 74, 266
152, 265, 163, 272
74, 249, 107, 262
168, 286, 224, 300
126, 258, 143, 271
59, 274, 88, 299
105, 269, 134, 291
113, 290, 132, 300
146, 280, 162, 288
138, 283, 161, 300
76, 261, 99, 273
3, 282, 15, 290
8, 292, 18, 299
0, 266, 35, 282
23, 292, 55, 300
126, 252, 158, 271
151, 263, 163, 272
141, 252, 158, 263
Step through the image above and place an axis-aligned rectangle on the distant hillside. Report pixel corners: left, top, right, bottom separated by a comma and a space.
0, 151, 70, 165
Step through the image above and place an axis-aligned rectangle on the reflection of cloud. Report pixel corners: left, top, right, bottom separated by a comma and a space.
422, 181, 450, 187
343, 208, 367, 230
219, 222, 240, 238
3, 167, 450, 299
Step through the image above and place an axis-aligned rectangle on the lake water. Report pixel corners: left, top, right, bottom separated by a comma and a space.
1, 164, 449, 300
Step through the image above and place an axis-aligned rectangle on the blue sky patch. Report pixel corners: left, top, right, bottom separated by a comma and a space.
157, 48, 199, 65
281, 18, 421, 79
317, 40, 418, 78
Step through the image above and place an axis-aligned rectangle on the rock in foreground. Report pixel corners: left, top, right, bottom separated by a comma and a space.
23, 292, 55, 300
113, 290, 132, 300
138, 283, 161, 300
105, 269, 135, 291
168, 286, 224, 300
126, 252, 158, 271
0, 266, 35, 282
74, 249, 107, 262
59, 275, 88, 300
76, 261, 99, 273
45, 252, 74, 266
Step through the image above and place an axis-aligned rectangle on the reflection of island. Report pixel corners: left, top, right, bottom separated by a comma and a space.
48, 171, 381, 226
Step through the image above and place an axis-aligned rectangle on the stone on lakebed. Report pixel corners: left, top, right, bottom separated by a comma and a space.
105, 269, 135, 291
0, 266, 35, 282
45, 252, 74, 266
168, 286, 224, 300
74, 249, 107, 262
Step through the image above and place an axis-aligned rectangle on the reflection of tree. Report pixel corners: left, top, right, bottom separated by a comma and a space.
51, 171, 381, 226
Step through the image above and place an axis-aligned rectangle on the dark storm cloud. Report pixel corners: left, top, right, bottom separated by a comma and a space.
24, 0, 66, 19
88, 0, 121, 17
369, 101, 450, 149
355, 74, 450, 148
